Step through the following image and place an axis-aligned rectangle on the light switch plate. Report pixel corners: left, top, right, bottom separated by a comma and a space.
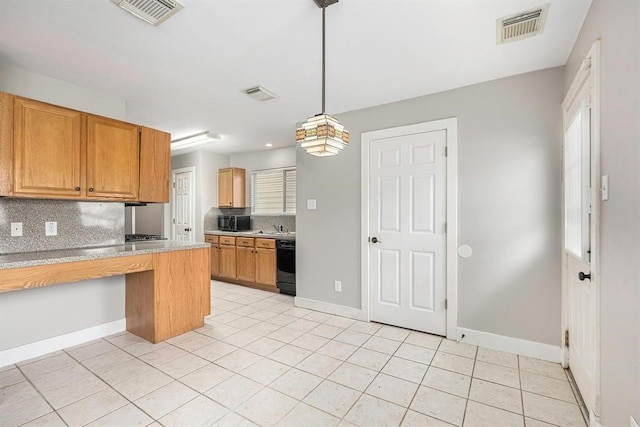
45, 221, 57, 236
11, 222, 23, 237
601, 174, 609, 201
307, 199, 317, 210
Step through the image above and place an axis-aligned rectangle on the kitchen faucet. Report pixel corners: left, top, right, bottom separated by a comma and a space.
273, 224, 284, 233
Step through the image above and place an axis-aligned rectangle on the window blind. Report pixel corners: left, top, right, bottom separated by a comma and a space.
251, 167, 296, 214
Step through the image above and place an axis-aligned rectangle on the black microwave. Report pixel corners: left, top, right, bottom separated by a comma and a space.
218, 215, 251, 232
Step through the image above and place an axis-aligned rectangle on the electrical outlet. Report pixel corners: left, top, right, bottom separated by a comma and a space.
45, 221, 57, 236
334, 280, 342, 292
10, 222, 23, 237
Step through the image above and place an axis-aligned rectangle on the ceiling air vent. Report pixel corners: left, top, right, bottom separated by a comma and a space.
497, 4, 549, 44
111, 0, 184, 26
243, 86, 278, 102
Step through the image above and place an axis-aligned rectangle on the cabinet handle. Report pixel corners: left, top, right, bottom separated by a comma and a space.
74, 186, 80, 191
88, 188, 94, 192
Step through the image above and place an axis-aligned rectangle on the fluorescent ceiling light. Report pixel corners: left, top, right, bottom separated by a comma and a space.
171, 131, 221, 150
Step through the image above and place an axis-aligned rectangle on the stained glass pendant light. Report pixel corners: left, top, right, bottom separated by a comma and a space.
296, 0, 349, 157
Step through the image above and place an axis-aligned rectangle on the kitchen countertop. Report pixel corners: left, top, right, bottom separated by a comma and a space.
204, 230, 296, 241
0, 241, 210, 270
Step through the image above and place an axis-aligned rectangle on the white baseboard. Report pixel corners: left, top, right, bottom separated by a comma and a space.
588, 411, 602, 427
631, 416, 639, 427
457, 327, 562, 363
294, 297, 366, 321
0, 318, 126, 367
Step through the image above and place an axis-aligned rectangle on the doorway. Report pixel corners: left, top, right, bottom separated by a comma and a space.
361, 118, 458, 339
561, 40, 601, 423
171, 167, 196, 243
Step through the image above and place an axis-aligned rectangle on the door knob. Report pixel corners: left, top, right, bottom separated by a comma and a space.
74, 186, 80, 191
578, 272, 591, 281
371, 237, 381, 244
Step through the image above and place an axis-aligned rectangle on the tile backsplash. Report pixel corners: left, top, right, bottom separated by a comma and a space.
0, 199, 124, 254
204, 207, 295, 233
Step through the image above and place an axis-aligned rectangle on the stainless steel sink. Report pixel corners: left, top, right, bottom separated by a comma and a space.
251, 230, 295, 236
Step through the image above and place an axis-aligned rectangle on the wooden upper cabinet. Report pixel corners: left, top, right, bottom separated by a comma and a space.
86, 115, 139, 200
218, 167, 246, 207
139, 126, 170, 203
10, 96, 84, 197
0, 91, 170, 203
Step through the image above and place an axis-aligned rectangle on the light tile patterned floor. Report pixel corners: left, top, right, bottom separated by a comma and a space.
0, 281, 587, 427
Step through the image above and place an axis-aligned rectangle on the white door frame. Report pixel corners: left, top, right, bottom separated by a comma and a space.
561, 41, 601, 422
361, 118, 458, 339
170, 166, 196, 242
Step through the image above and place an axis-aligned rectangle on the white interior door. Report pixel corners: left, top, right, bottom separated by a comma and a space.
368, 130, 447, 335
562, 42, 600, 416
172, 169, 195, 242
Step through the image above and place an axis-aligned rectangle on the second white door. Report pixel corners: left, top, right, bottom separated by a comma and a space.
172, 169, 195, 242
368, 129, 447, 335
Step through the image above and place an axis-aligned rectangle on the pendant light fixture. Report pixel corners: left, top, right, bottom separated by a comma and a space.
296, 0, 349, 157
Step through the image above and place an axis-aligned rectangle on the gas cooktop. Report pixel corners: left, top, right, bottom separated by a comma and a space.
125, 234, 165, 242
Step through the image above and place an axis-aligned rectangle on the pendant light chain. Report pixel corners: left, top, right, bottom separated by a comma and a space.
322, 1, 326, 114
295, 0, 349, 157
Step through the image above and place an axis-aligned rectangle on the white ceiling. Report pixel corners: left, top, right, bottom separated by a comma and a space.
0, 0, 591, 155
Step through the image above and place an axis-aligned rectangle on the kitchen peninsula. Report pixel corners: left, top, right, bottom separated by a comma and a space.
0, 241, 210, 344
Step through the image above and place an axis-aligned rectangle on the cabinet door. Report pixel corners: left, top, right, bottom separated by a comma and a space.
237, 246, 256, 282
211, 244, 220, 277
218, 168, 233, 207
139, 126, 170, 202
204, 235, 220, 278
86, 115, 139, 200
218, 244, 237, 279
255, 247, 276, 287
218, 167, 246, 207
13, 97, 83, 197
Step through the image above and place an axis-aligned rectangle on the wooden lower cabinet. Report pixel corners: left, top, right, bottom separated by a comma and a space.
218, 236, 237, 279
204, 235, 220, 278
255, 238, 276, 288
206, 234, 278, 291
236, 237, 255, 282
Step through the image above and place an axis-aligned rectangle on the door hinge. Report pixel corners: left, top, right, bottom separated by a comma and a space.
172, 182, 176, 188
565, 330, 569, 347
172, 218, 176, 224
444, 222, 447, 233
445, 299, 448, 309
444, 146, 448, 157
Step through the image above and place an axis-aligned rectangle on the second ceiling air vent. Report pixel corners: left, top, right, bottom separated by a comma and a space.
497, 4, 550, 44
111, 0, 184, 26
243, 86, 278, 102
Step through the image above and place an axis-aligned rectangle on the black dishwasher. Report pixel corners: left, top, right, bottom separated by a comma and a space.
276, 239, 296, 296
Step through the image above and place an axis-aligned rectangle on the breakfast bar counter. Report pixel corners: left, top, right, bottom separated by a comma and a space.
0, 242, 212, 343
0, 240, 210, 270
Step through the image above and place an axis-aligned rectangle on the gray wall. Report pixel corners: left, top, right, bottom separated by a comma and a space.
0, 65, 127, 352
296, 67, 564, 346
564, 0, 640, 425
